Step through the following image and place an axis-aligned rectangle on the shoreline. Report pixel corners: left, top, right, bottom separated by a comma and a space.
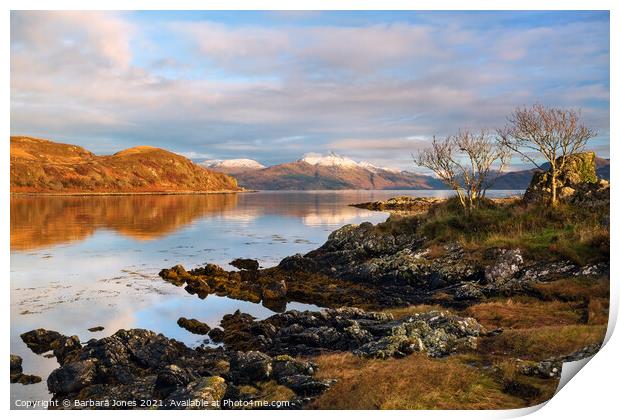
10, 189, 257, 197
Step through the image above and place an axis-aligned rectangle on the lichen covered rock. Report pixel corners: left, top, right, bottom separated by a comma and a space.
523, 152, 599, 203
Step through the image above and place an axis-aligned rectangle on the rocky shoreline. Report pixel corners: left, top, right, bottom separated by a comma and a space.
12, 158, 610, 409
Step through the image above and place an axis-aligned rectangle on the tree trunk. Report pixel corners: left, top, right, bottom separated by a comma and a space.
550, 170, 557, 206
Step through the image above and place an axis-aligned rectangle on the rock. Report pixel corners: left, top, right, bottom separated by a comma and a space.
10, 354, 42, 385
570, 179, 610, 208
48, 359, 98, 394
230, 258, 260, 271
20, 329, 64, 354
351, 196, 445, 213
220, 307, 486, 359
208, 328, 225, 343
177, 317, 211, 335
453, 283, 484, 301
88, 326, 105, 332
524, 152, 599, 203
519, 343, 602, 379
484, 249, 523, 285
159, 265, 191, 286
272, 355, 316, 379
154, 365, 198, 398
10, 354, 23, 383
20, 329, 82, 364
16, 374, 43, 385
34, 327, 332, 408
10, 354, 22, 375
164, 376, 227, 410
261, 279, 287, 301
277, 375, 334, 397
53, 335, 82, 364
230, 351, 273, 384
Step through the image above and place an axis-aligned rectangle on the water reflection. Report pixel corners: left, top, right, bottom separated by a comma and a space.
10, 194, 240, 250
11, 191, 429, 251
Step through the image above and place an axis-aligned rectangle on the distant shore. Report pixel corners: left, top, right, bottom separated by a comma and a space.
10, 189, 256, 197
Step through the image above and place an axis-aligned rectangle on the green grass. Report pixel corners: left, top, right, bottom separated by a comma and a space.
416, 198, 609, 265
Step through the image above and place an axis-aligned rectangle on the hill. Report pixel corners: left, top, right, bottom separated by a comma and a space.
200, 158, 266, 175
207, 153, 444, 190
10, 136, 239, 194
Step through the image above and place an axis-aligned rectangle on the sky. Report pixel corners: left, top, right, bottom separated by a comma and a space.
10, 10, 610, 171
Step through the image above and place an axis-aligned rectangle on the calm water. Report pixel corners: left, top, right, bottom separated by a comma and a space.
10, 190, 522, 406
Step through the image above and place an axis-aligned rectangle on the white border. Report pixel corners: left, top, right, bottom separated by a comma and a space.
3, 1, 617, 419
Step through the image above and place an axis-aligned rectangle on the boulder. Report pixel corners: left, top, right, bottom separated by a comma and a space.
208, 328, 225, 343
484, 249, 523, 285
164, 376, 227, 410
230, 351, 273, 384
523, 152, 599, 203
47, 359, 98, 394
230, 258, 260, 271
261, 279, 287, 301
177, 317, 211, 335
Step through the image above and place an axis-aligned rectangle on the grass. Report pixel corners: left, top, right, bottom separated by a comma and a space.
308, 353, 549, 410
463, 298, 583, 329
417, 198, 609, 265
531, 276, 609, 301
382, 304, 447, 319
478, 324, 607, 360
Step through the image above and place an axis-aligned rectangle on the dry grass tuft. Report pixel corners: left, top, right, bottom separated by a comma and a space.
478, 325, 606, 360
463, 299, 582, 329
308, 353, 527, 410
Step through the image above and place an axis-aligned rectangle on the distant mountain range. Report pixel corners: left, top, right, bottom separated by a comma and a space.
202, 152, 610, 191
201, 152, 445, 190
10, 136, 239, 193
11, 137, 609, 193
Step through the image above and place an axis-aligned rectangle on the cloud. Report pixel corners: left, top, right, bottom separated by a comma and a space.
10, 11, 610, 168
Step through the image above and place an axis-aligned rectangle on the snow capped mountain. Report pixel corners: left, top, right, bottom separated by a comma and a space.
200, 158, 265, 174
299, 152, 359, 168
300, 152, 401, 173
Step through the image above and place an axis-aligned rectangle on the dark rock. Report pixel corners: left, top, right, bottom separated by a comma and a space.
277, 374, 334, 397
154, 365, 197, 398
262, 279, 287, 301
230, 351, 273, 384
209, 328, 224, 343
10, 354, 22, 375
208, 328, 225, 343
177, 317, 211, 335
10, 354, 42, 385
41, 326, 332, 409
10, 354, 23, 383
20, 329, 82, 364
48, 359, 98, 394
272, 355, 316, 379
16, 374, 43, 385
230, 258, 260, 271
20, 329, 64, 354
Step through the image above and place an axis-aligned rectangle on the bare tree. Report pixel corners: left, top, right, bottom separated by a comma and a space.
415, 130, 510, 211
497, 104, 596, 206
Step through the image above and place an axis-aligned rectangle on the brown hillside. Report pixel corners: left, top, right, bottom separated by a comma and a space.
10, 136, 239, 193
235, 161, 443, 190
